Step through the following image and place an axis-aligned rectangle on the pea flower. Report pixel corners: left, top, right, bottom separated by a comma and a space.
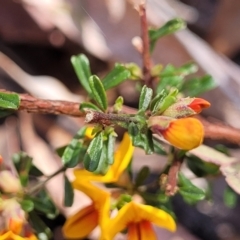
148, 116, 204, 150
63, 182, 110, 239
162, 97, 210, 118
101, 201, 176, 240
63, 133, 134, 239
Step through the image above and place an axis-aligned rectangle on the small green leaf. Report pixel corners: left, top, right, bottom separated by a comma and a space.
106, 133, 116, 165
0, 92, 20, 109
80, 102, 102, 112
128, 122, 139, 137
180, 75, 216, 96
135, 166, 150, 187
124, 63, 142, 80
149, 18, 186, 52
83, 132, 103, 172
102, 64, 130, 90
64, 175, 74, 207
28, 211, 52, 239
71, 54, 92, 95
113, 96, 124, 113
132, 132, 153, 155
29, 191, 58, 218
62, 127, 88, 168
139, 85, 153, 112
178, 172, 205, 204
223, 186, 237, 208
89, 75, 108, 110
0, 109, 14, 118
12, 152, 32, 187
153, 90, 178, 114
94, 143, 109, 175
186, 155, 219, 177
20, 199, 34, 212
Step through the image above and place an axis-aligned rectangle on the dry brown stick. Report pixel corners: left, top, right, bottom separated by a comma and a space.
139, 3, 152, 86
2, 89, 240, 144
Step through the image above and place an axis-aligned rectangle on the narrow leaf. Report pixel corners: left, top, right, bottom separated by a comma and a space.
20, 199, 34, 212
80, 102, 102, 112
106, 133, 116, 165
89, 75, 108, 110
94, 143, 109, 175
62, 127, 88, 168
83, 132, 103, 172
139, 85, 153, 111
0, 92, 20, 109
135, 166, 150, 187
149, 18, 186, 52
178, 172, 205, 203
28, 211, 52, 239
64, 175, 74, 207
71, 54, 92, 95
223, 186, 237, 208
102, 64, 130, 90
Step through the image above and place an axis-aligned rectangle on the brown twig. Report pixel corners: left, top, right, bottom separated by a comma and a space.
2, 89, 240, 145
165, 151, 184, 196
139, 3, 152, 86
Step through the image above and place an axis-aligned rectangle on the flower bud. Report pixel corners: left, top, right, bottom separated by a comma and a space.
162, 97, 210, 118
148, 116, 203, 150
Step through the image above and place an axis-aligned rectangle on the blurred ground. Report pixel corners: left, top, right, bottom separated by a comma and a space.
0, 0, 240, 240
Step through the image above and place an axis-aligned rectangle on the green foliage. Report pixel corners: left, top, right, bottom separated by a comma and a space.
180, 75, 216, 96
71, 54, 92, 95
89, 75, 108, 111
80, 102, 102, 112
178, 172, 205, 204
0, 92, 20, 109
149, 18, 186, 52
20, 199, 34, 212
135, 166, 150, 187
29, 211, 52, 240
64, 175, 74, 207
113, 96, 124, 113
62, 127, 87, 168
12, 152, 33, 187
138, 85, 153, 112
102, 64, 130, 90
223, 186, 238, 208
83, 132, 103, 172
186, 155, 219, 177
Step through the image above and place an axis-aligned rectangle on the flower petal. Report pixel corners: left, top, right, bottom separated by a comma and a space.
63, 204, 98, 239
188, 98, 210, 113
74, 132, 134, 183
128, 221, 157, 240
102, 202, 176, 239
71, 181, 111, 236
161, 118, 203, 150
149, 117, 203, 150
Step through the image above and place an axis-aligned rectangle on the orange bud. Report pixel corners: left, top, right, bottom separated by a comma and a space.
148, 116, 203, 150
187, 98, 210, 113
162, 97, 210, 118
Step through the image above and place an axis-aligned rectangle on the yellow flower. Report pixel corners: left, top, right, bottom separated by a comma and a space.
148, 116, 203, 150
0, 170, 22, 194
63, 132, 134, 239
74, 132, 134, 183
101, 201, 176, 240
63, 182, 110, 239
0, 231, 37, 240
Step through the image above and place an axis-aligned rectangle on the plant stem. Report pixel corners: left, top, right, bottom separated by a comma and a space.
28, 166, 66, 195
1, 89, 240, 145
85, 110, 138, 125
139, 3, 152, 86
165, 150, 184, 196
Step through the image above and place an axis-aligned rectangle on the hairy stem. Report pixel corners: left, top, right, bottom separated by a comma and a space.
139, 3, 152, 86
